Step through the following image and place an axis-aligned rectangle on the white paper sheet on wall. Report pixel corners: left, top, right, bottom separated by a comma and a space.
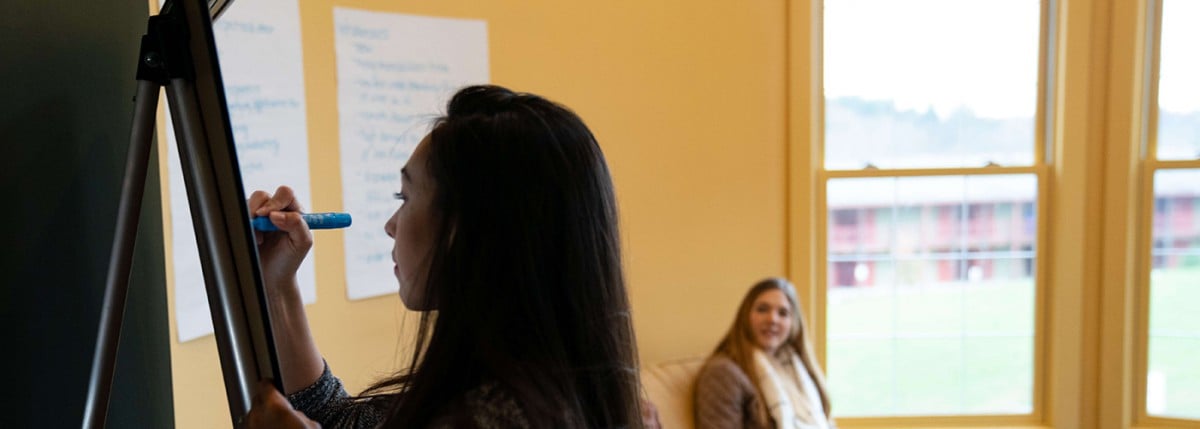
166, 0, 316, 342
334, 8, 489, 300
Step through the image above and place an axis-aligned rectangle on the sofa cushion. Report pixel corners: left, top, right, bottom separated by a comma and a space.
641, 357, 706, 429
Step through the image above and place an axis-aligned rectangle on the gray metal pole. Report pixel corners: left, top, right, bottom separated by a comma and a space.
168, 2, 283, 420
82, 79, 161, 429
166, 77, 256, 418
83, 2, 281, 426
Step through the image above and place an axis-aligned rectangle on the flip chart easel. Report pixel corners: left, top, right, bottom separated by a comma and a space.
83, 0, 281, 427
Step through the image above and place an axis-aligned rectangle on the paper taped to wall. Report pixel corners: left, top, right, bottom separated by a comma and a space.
166, 0, 316, 342
333, 8, 489, 300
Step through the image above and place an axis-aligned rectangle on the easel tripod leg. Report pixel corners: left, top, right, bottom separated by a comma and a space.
82, 80, 161, 429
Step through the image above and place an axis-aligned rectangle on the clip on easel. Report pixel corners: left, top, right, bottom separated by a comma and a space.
82, 0, 282, 427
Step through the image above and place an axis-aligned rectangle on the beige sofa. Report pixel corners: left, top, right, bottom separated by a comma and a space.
641, 357, 707, 429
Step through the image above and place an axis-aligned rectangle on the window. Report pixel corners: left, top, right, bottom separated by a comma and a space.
821, 0, 1045, 418
1153, 0, 1200, 162
1143, 0, 1200, 420
1147, 171, 1200, 419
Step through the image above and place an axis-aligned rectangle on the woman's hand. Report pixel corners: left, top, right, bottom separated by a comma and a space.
248, 185, 313, 287
247, 186, 324, 393
244, 380, 321, 429
248, 186, 325, 393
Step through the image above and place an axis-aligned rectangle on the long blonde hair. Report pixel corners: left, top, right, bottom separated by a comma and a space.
711, 277, 832, 422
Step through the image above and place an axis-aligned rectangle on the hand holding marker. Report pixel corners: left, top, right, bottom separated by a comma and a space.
251, 212, 352, 232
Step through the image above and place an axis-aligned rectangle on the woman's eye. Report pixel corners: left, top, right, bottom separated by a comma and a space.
394, 192, 408, 203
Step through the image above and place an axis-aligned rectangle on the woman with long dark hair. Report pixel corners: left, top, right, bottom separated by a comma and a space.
244, 85, 643, 428
694, 278, 835, 429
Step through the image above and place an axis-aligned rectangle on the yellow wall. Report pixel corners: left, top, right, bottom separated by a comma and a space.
166, 1, 789, 426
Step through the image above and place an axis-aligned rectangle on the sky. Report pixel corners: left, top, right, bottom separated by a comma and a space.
823, 0, 1200, 118
1159, 0, 1200, 114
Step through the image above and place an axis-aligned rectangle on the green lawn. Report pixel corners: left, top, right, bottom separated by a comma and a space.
824, 267, 1199, 418
1147, 268, 1200, 418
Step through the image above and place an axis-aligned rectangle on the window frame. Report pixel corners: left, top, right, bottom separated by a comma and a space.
792, 0, 1055, 425
792, 0, 1200, 426
1134, 0, 1200, 426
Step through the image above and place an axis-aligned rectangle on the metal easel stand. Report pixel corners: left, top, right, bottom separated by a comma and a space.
82, 1, 281, 427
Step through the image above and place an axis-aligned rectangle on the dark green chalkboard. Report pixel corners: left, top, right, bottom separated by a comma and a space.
0, 1, 174, 427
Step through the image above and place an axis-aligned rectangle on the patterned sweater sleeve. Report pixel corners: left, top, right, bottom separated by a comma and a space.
287, 363, 388, 429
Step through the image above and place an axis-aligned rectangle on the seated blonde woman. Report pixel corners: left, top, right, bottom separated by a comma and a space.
694, 277, 835, 429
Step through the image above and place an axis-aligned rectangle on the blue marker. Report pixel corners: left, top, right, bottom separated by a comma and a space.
251, 212, 352, 232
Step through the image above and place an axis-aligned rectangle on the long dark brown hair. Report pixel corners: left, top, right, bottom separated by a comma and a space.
362, 85, 642, 428
711, 277, 832, 423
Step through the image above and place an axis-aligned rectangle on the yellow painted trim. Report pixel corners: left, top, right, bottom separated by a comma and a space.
787, 0, 825, 369
1144, 0, 1163, 162
1137, 0, 1159, 425
814, 167, 828, 369
821, 166, 1040, 179
1032, 161, 1050, 424
840, 426, 1046, 428
811, 0, 828, 373
837, 414, 1042, 428
1146, 159, 1200, 170
840, 419, 1046, 428
1135, 164, 1155, 424
1044, 0, 1114, 425
1137, 417, 1200, 428
1036, 0, 1052, 167
1029, 0, 1054, 421
1096, 0, 1151, 427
